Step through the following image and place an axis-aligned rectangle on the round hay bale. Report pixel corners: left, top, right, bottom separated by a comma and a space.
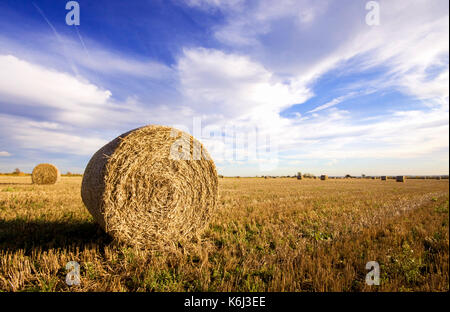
81, 125, 218, 249
31, 163, 60, 185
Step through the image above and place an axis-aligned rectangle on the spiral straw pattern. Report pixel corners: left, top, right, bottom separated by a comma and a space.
81, 125, 218, 249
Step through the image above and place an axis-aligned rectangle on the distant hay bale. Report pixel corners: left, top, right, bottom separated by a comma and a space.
396, 176, 405, 182
320, 175, 328, 181
81, 125, 218, 249
31, 163, 60, 185
381, 176, 387, 181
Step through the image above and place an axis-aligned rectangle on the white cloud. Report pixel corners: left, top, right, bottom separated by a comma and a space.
203, 0, 329, 46
202, 0, 448, 109
177, 47, 311, 118
0, 114, 107, 156
172, 34, 448, 173
279, 106, 449, 161
0, 54, 114, 126
176, 0, 449, 176
186, 0, 244, 11
0, 54, 175, 130
0, 151, 11, 157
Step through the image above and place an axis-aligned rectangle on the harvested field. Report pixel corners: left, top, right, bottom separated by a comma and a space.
0, 176, 448, 291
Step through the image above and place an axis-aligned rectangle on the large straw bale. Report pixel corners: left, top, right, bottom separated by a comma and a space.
81, 125, 218, 249
32, 163, 60, 185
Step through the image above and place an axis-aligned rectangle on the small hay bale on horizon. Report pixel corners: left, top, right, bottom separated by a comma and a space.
381, 176, 387, 181
396, 176, 405, 182
31, 163, 60, 185
320, 175, 328, 181
81, 125, 219, 250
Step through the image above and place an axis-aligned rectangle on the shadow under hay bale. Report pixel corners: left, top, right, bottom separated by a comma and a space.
0, 219, 111, 253
81, 125, 219, 250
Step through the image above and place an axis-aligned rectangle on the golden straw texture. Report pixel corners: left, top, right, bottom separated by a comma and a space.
81, 125, 218, 249
31, 163, 60, 185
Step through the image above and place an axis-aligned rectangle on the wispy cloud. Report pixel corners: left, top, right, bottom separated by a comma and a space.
0, 54, 112, 126
307, 93, 357, 113
0, 114, 107, 156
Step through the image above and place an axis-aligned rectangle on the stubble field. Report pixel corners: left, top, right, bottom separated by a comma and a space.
0, 176, 448, 291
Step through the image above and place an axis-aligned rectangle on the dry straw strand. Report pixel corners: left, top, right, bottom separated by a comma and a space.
81, 125, 219, 250
31, 163, 60, 185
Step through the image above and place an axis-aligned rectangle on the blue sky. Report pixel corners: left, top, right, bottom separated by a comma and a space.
0, 0, 448, 176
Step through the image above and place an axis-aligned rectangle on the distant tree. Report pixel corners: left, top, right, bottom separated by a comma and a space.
362, 174, 366, 178
345, 174, 352, 178
13, 168, 21, 174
